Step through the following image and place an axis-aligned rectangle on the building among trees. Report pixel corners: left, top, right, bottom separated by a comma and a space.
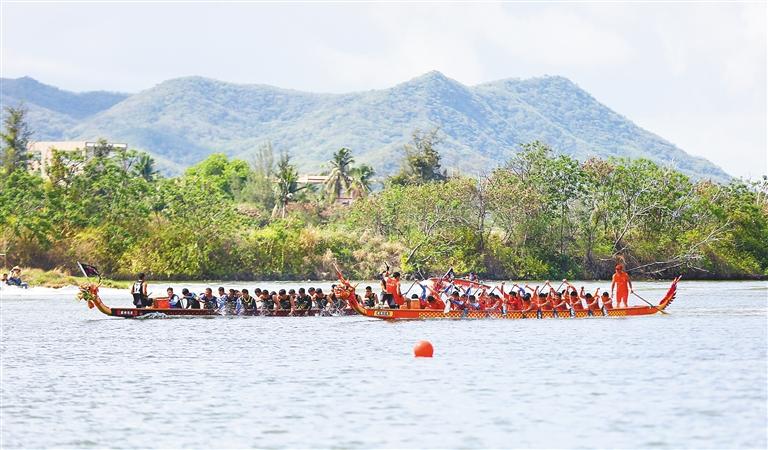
27, 141, 127, 178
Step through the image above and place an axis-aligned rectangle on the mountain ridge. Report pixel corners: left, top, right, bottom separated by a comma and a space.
0, 73, 730, 181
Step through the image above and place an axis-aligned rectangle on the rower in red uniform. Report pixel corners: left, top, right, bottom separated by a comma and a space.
525, 284, 552, 311
500, 283, 524, 311
600, 292, 614, 310
424, 295, 445, 310
584, 288, 601, 313
522, 287, 540, 314
551, 289, 569, 313
384, 271, 405, 308
611, 264, 633, 308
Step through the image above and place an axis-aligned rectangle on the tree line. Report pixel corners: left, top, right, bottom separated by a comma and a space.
2, 106, 766, 280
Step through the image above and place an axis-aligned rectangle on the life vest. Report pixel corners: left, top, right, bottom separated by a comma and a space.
201, 294, 218, 309
241, 296, 256, 310
296, 295, 311, 309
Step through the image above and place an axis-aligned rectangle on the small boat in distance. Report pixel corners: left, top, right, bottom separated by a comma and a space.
332, 266, 680, 320
76, 284, 356, 318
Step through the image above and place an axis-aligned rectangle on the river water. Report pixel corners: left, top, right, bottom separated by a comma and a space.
1, 280, 766, 449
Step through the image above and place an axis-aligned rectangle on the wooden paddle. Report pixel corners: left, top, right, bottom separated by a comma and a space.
632, 291, 669, 315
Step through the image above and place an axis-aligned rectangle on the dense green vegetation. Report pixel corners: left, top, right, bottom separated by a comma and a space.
1, 109, 766, 281
2, 73, 729, 181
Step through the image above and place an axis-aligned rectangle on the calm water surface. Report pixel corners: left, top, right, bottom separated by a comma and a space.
1, 280, 766, 449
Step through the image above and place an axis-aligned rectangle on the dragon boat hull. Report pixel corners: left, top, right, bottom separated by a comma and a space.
332, 268, 680, 321
77, 285, 356, 318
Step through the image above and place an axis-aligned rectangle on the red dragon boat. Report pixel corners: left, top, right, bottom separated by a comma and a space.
76, 283, 356, 318
332, 267, 680, 320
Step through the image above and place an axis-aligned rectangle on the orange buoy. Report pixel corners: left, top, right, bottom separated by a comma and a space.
414, 340, 434, 358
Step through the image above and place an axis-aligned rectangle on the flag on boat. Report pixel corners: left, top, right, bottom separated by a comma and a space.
77, 262, 100, 278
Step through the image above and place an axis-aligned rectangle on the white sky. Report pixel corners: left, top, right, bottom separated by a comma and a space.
1, 2, 766, 179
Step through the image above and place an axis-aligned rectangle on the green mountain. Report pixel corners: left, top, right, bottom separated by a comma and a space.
1, 73, 729, 181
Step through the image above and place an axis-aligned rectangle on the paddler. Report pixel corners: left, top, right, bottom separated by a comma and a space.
131, 273, 150, 308
611, 264, 633, 308
424, 294, 445, 311
499, 283, 521, 311
363, 286, 378, 308
551, 290, 569, 313
383, 271, 405, 308
601, 292, 614, 310
199, 287, 218, 310
563, 281, 585, 311
467, 294, 482, 310
180, 288, 200, 309
295, 288, 312, 311
276, 289, 292, 311
167, 287, 180, 308
239, 288, 256, 314
583, 288, 601, 314
263, 291, 277, 311
313, 288, 327, 309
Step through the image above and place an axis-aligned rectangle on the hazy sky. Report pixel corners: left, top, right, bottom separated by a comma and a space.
2, 2, 766, 179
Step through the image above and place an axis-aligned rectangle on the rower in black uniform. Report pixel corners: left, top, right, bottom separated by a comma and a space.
131, 273, 151, 308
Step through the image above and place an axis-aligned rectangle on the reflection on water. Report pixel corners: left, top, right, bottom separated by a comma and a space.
1, 280, 766, 448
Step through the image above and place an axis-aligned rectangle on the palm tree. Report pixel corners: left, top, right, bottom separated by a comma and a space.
324, 147, 354, 202
349, 164, 375, 198
134, 153, 158, 181
273, 152, 304, 218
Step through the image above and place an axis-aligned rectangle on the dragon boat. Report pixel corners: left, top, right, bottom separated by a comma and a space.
76, 283, 356, 318
333, 267, 680, 320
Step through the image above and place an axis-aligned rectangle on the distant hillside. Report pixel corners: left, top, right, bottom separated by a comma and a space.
1, 73, 729, 181
1, 76, 129, 140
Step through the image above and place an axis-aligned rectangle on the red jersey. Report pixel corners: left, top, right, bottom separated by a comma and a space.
385, 277, 404, 305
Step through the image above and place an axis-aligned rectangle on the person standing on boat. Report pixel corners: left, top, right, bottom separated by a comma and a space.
131, 273, 150, 308
611, 264, 634, 308
383, 272, 404, 308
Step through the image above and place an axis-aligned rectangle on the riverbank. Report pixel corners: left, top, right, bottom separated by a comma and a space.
3, 266, 764, 290
1, 267, 130, 289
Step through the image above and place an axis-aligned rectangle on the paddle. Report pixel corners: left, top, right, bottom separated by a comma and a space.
403, 280, 419, 296
633, 291, 669, 315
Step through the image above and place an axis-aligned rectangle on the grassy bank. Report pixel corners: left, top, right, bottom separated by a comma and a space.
2, 267, 130, 289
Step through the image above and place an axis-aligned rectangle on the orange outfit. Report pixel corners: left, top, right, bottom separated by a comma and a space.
425, 298, 445, 310
613, 271, 631, 305
385, 277, 404, 306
